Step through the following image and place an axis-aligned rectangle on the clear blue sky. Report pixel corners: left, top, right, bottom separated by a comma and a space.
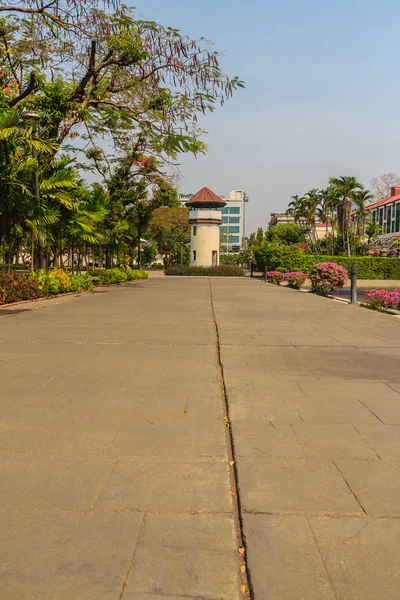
132, 0, 400, 233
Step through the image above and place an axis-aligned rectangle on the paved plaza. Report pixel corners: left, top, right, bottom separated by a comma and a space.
1, 277, 400, 599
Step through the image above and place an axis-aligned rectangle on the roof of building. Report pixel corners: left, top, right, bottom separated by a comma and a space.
186, 187, 227, 208
366, 187, 400, 211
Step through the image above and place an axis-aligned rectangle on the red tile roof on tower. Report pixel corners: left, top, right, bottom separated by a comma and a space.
186, 187, 227, 208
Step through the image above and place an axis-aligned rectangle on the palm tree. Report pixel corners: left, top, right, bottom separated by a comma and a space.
328, 176, 363, 256
366, 220, 382, 244
318, 188, 336, 254
286, 195, 305, 226
302, 189, 321, 249
353, 189, 374, 242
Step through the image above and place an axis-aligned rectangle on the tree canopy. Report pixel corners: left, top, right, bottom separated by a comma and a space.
0, 0, 243, 269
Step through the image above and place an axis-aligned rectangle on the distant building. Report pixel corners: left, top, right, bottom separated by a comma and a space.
186, 188, 226, 267
268, 212, 292, 228
365, 186, 400, 235
268, 212, 329, 240
181, 189, 249, 252
218, 189, 249, 252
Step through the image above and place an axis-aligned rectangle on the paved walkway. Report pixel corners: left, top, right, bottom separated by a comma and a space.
1, 278, 400, 599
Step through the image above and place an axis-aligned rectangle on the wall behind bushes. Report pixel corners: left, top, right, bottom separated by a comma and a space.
254, 245, 400, 279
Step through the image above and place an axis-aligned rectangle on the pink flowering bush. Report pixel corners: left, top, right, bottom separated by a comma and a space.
267, 271, 286, 285
285, 272, 308, 289
365, 289, 400, 312
309, 262, 348, 296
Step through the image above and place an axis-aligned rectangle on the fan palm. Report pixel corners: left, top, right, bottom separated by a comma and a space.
328, 176, 363, 255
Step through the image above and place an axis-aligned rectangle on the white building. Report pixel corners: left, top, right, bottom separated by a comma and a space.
186, 187, 226, 267
219, 189, 249, 253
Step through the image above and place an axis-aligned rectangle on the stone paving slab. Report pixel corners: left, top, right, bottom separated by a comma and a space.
310, 517, 400, 600
4, 276, 400, 599
244, 514, 336, 600
0, 280, 241, 600
211, 278, 400, 598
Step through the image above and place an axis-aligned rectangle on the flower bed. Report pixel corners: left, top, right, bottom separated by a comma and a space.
364, 289, 400, 312
267, 271, 286, 285
309, 262, 348, 296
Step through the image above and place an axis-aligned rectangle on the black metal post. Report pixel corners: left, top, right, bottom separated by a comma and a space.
250, 262, 254, 278
350, 264, 357, 304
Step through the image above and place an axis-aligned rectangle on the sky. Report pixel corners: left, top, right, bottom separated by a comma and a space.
131, 0, 400, 233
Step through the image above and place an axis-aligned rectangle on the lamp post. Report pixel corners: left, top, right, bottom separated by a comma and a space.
21, 112, 45, 270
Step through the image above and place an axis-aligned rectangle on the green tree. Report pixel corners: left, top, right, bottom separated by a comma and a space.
256, 227, 264, 244
149, 207, 189, 267
266, 222, 306, 245
328, 176, 363, 256
353, 189, 374, 244
366, 220, 382, 244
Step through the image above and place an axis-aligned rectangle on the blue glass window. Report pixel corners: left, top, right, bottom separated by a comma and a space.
222, 217, 229, 223
229, 207, 240, 214
229, 217, 240, 224
229, 235, 240, 243
221, 208, 229, 214
220, 226, 228, 234
229, 226, 240, 234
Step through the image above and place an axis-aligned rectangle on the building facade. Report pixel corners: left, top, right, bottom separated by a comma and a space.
218, 189, 248, 253
366, 186, 400, 234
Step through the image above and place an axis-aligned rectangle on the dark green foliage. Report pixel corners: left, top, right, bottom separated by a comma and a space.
165, 265, 245, 277
255, 245, 400, 279
0, 272, 42, 304
265, 223, 306, 245
140, 245, 158, 266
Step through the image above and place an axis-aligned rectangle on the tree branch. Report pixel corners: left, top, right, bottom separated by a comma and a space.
9, 71, 36, 107
70, 40, 97, 101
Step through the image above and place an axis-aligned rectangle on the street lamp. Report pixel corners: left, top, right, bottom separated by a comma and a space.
21, 111, 45, 270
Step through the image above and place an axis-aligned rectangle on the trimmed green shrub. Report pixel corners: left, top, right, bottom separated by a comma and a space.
285, 272, 308, 289
165, 265, 245, 276
254, 244, 400, 279
88, 268, 148, 285
69, 273, 94, 292
125, 269, 149, 281
0, 272, 42, 305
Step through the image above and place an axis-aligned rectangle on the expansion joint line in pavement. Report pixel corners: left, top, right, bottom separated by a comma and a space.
208, 279, 254, 600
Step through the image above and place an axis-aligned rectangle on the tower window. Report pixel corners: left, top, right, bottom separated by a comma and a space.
193, 225, 197, 236
193, 250, 197, 261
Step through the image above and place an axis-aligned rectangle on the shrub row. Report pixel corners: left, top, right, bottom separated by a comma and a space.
256, 245, 400, 279
165, 265, 245, 277
0, 269, 93, 305
88, 268, 149, 285
0, 272, 42, 304
0, 267, 149, 306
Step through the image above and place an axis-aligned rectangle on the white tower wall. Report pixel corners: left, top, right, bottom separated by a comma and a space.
189, 209, 222, 267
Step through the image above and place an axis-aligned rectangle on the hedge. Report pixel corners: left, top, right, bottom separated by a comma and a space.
88, 268, 149, 285
165, 265, 245, 277
254, 245, 400, 279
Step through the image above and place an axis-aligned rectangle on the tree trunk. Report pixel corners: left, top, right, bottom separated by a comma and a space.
137, 232, 142, 268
